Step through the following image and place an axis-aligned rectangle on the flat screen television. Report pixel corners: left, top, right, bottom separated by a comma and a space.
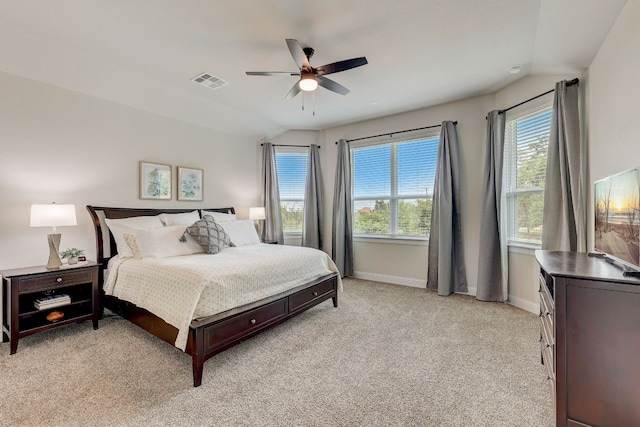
594, 167, 640, 275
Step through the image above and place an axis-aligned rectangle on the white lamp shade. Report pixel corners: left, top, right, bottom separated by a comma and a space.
30, 204, 77, 228
249, 207, 266, 220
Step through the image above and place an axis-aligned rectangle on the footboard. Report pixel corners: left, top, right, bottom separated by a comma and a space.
190, 273, 338, 387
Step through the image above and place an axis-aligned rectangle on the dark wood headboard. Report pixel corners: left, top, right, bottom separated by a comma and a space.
86, 205, 235, 271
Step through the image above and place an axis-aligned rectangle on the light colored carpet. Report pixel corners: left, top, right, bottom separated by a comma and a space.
0, 278, 553, 426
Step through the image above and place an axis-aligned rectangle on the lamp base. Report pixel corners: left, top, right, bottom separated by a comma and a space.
46, 233, 62, 270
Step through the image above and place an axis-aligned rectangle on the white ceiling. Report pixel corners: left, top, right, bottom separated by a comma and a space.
0, 0, 626, 140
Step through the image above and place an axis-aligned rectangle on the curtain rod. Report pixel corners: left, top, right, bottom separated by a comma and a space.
338, 121, 458, 144
260, 144, 318, 148
498, 78, 579, 115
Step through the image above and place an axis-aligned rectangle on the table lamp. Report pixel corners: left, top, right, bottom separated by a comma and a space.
249, 207, 266, 234
30, 203, 77, 270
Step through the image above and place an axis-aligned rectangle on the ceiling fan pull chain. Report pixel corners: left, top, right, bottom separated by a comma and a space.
302, 91, 305, 111
313, 90, 316, 116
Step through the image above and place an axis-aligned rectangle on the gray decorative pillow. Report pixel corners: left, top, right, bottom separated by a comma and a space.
180, 215, 231, 254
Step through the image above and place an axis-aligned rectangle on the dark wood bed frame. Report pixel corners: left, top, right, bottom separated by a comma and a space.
86, 205, 339, 387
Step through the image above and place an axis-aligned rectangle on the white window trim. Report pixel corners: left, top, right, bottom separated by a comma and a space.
275, 145, 309, 235
504, 96, 553, 248
354, 235, 429, 245
351, 129, 440, 241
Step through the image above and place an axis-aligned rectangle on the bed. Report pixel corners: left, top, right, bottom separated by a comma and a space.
86, 205, 340, 387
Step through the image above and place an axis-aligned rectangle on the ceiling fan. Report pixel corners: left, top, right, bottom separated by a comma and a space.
246, 38, 368, 99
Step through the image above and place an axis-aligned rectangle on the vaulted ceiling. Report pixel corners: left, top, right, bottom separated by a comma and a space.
0, 0, 626, 140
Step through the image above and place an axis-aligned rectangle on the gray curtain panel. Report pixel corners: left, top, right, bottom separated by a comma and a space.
302, 144, 323, 249
427, 121, 468, 296
332, 139, 354, 277
260, 142, 284, 244
542, 80, 586, 251
476, 111, 508, 302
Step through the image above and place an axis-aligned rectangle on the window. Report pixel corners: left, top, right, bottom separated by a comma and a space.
504, 105, 553, 245
351, 135, 439, 238
275, 147, 308, 233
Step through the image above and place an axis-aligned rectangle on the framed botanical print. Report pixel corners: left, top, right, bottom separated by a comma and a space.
177, 166, 204, 201
139, 161, 172, 200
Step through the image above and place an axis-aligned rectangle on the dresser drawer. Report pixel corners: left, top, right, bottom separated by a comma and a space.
289, 279, 335, 312
18, 269, 93, 292
540, 314, 554, 348
203, 298, 287, 354
540, 288, 553, 326
540, 337, 555, 390
539, 274, 554, 322
539, 314, 555, 384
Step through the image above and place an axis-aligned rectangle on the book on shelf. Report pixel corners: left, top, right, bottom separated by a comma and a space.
34, 294, 71, 310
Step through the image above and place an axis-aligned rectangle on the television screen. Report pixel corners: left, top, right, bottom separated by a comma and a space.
594, 167, 640, 270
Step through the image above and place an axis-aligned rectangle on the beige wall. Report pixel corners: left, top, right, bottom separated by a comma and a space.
322, 94, 494, 291
315, 74, 574, 312
2, 1, 636, 313
0, 71, 259, 270
587, 0, 640, 214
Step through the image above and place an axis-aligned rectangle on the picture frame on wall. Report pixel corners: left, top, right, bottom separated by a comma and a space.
139, 161, 172, 200
177, 166, 204, 201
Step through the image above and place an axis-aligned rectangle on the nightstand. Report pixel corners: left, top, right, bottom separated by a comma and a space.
1, 262, 99, 354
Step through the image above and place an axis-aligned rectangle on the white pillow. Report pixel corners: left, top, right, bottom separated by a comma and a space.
104, 216, 164, 258
219, 219, 261, 246
200, 210, 236, 222
158, 210, 199, 226
124, 225, 204, 258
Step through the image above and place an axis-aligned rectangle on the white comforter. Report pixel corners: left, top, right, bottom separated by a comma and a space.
104, 244, 341, 351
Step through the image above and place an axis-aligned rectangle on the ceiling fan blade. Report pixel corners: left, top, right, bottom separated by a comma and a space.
285, 80, 302, 99
286, 38, 311, 70
246, 71, 299, 76
317, 75, 350, 95
315, 57, 368, 76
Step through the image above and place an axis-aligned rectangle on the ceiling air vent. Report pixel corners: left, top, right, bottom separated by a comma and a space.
192, 72, 228, 90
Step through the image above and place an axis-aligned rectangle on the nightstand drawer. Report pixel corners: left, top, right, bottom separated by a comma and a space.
19, 269, 93, 292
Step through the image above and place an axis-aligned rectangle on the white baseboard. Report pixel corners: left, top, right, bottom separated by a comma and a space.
352, 271, 426, 288
351, 272, 538, 314
352, 272, 481, 296
507, 295, 539, 314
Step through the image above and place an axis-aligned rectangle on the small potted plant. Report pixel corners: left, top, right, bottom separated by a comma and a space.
59, 248, 85, 265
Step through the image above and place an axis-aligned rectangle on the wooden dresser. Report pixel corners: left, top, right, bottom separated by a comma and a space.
535, 250, 640, 427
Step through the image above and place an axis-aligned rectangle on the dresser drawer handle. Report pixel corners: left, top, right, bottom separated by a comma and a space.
312, 291, 318, 296
250, 318, 256, 325
56, 277, 63, 283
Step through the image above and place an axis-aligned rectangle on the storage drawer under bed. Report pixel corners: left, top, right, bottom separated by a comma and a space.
203, 298, 288, 354
289, 279, 335, 313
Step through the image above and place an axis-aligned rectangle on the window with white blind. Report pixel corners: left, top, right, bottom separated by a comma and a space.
504, 105, 553, 245
351, 134, 439, 239
275, 147, 308, 233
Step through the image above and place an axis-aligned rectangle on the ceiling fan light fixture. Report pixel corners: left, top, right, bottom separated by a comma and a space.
299, 74, 318, 92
